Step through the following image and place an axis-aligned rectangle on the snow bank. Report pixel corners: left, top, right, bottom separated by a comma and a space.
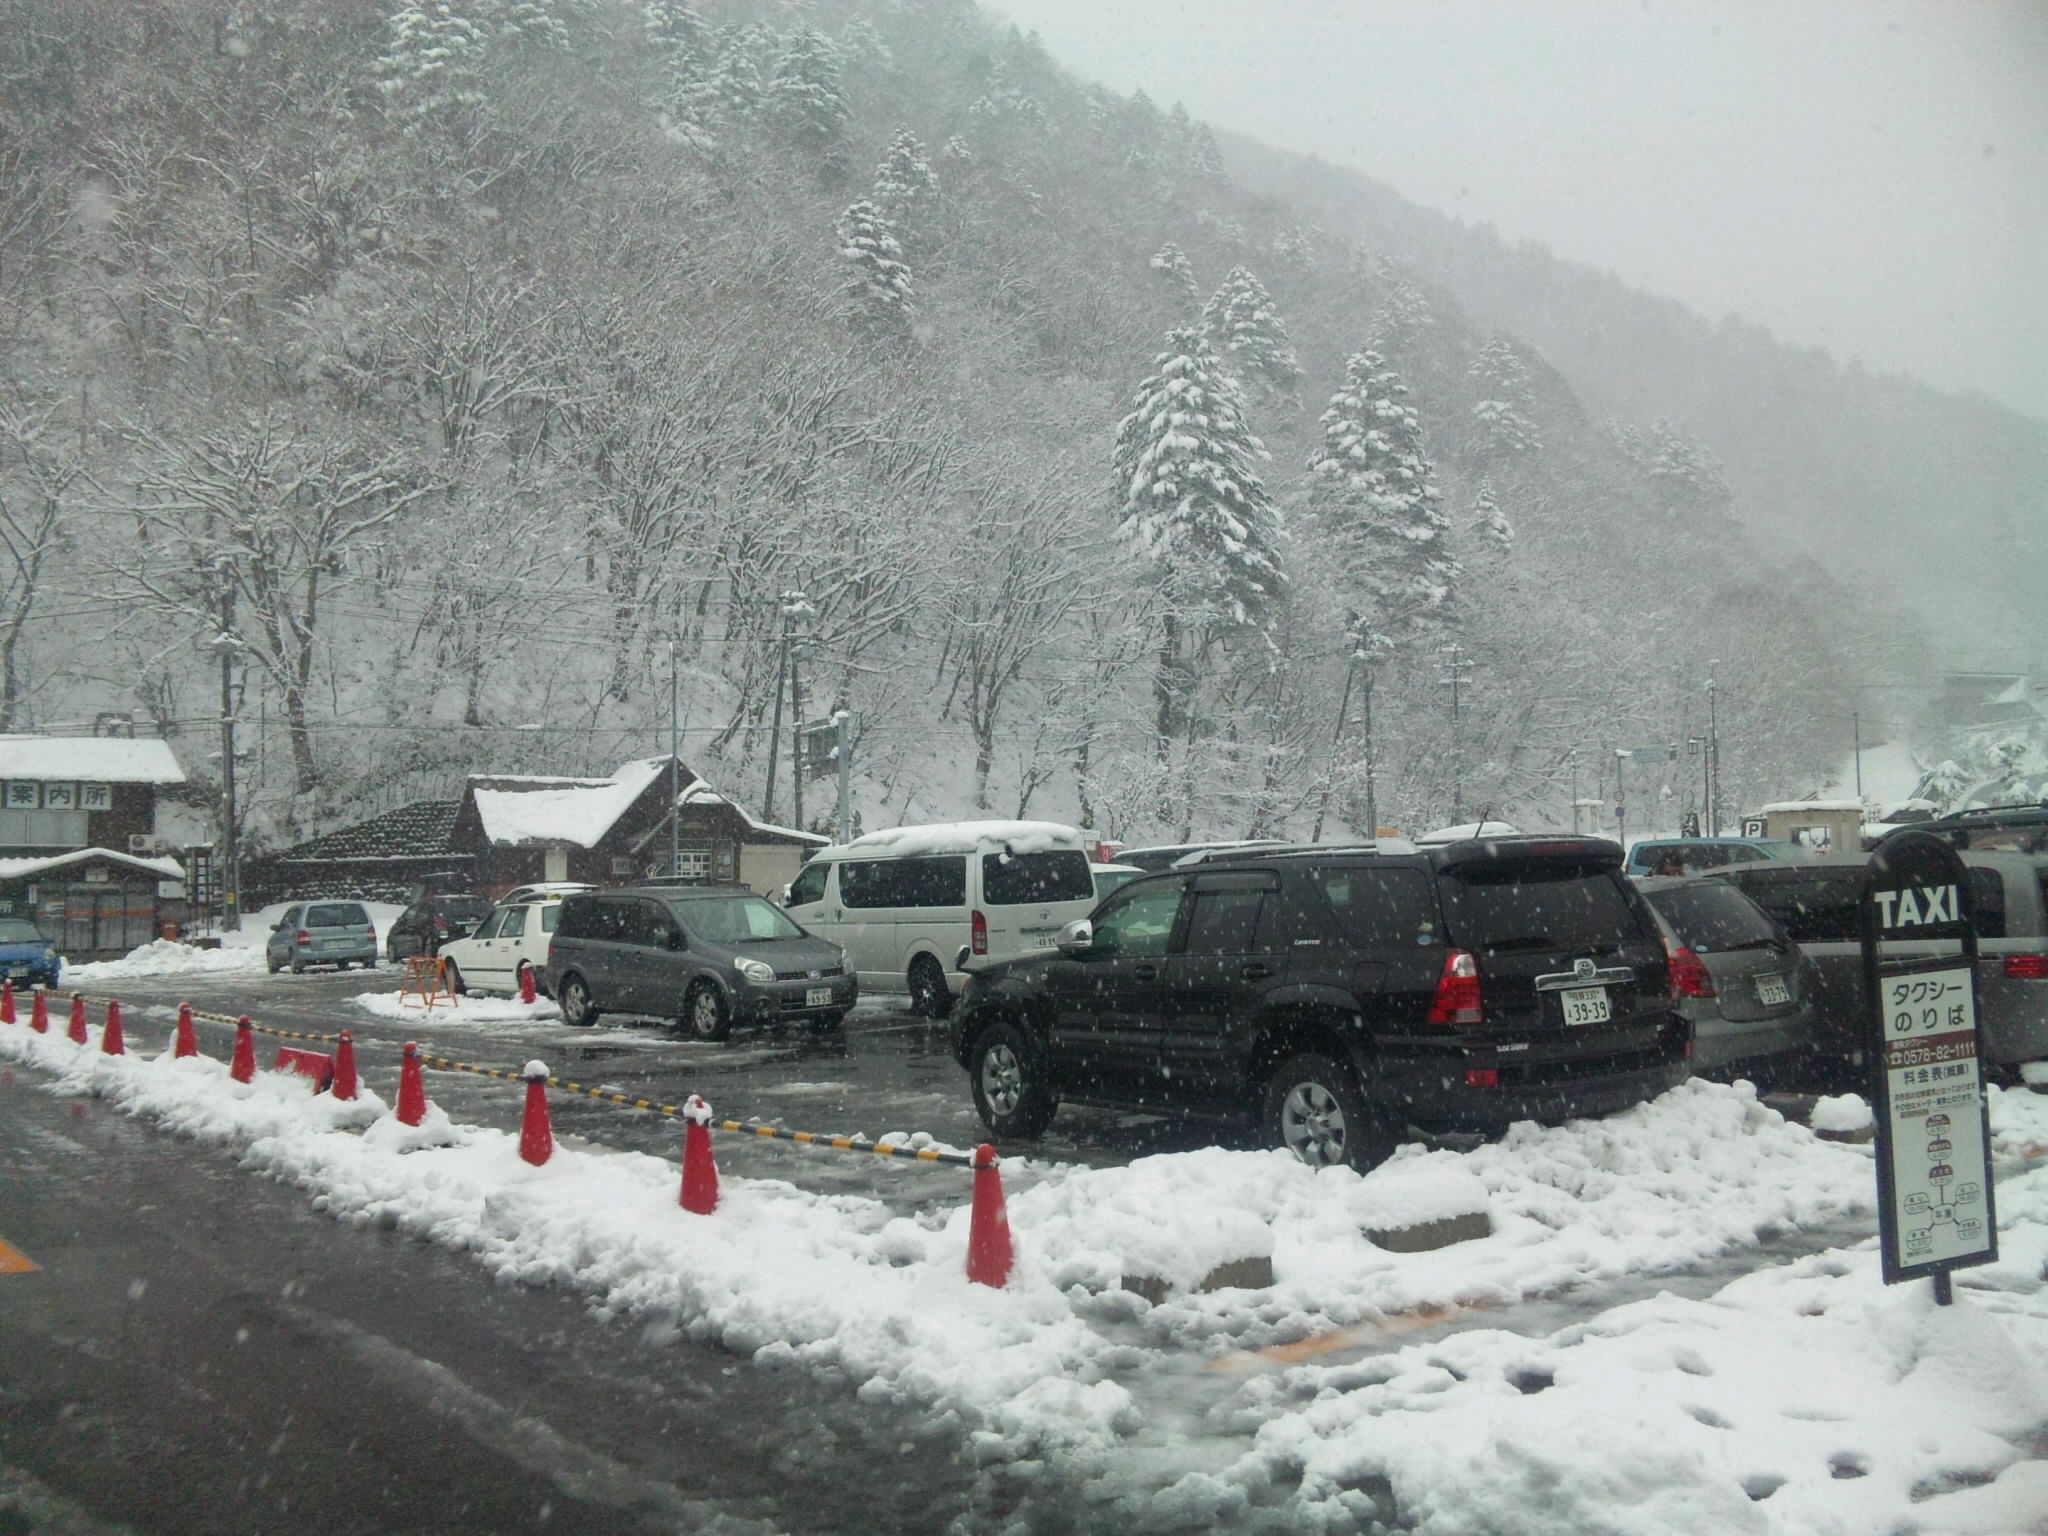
4, 1020, 2044, 1534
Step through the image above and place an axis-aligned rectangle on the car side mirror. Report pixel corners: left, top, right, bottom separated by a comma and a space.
1056, 918, 1094, 955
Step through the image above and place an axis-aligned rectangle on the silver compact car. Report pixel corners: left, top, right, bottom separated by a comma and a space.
1634, 875, 1819, 1084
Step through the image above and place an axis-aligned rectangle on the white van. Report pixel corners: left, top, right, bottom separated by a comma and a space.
782, 820, 1098, 1017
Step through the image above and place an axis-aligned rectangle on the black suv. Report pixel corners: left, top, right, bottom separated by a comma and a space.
386, 893, 494, 960
948, 835, 1689, 1169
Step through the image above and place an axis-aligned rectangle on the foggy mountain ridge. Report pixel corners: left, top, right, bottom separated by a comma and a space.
1218, 129, 2048, 660
0, 0, 1965, 858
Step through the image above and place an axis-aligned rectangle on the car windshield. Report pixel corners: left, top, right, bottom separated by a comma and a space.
0, 919, 46, 945
677, 896, 806, 944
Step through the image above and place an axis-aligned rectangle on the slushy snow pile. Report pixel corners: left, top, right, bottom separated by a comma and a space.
5, 1015, 2046, 1535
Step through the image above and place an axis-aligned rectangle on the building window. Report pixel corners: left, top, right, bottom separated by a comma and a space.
0, 810, 89, 847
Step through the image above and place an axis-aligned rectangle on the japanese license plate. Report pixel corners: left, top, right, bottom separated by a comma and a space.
1031, 931, 1058, 949
805, 986, 831, 1007
1559, 986, 1611, 1026
1755, 973, 1791, 1006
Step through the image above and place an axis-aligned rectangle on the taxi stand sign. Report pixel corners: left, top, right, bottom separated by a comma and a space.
1860, 831, 1997, 1302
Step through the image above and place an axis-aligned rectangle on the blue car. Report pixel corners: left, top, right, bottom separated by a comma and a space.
0, 917, 61, 989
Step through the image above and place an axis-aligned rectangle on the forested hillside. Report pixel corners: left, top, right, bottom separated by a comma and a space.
0, 0, 1933, 856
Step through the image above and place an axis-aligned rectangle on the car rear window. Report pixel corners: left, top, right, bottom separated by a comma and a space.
439, 896, 492, 921
1722, 872, 1864, 943
1643, 883, 1782, 952
0, 918, 45, 944
306, 903, 367, 926
981, 848, 1094, 905
1439, 867, 1647, 954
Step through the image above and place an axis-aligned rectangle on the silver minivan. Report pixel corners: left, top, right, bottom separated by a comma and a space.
265, 901, 378, 973
782, 821, 1099, 1017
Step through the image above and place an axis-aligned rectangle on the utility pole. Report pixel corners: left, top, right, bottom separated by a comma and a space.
764, 626, 786, 823
668, 638, 680, 879
834, 709, 852, 845
1707, 660, 1722, 836
1439, 643, 1472, 824
1568, 750, 1579, 834
1853, 711, 1863, 800
209, 562, 245, 933
1312, 620, 1364, 842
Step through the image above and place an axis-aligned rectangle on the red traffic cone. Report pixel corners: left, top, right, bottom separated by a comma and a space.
518, 1061, 553, 1166
332, 1031, 359, 1100
67, 995, 87, 1044
965, 1143, 1014, 1289
173, 1003, 197, 1059
100, 999, 125, 1056
29, 988, 47, 1033
679, 1095, 719, 1215
396, 1042, 427, 1126
2, 979, 14, 1024
230, 1016, 256, 1083
518, 964, 538, 1005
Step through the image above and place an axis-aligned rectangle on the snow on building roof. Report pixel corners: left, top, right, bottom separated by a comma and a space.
0, 846, 184, 881
822, 819, 1083, 858
1758, 800, 1866, 815
675, 781, 827, 845
470, 758, 670, 848
0, 735, 186, 785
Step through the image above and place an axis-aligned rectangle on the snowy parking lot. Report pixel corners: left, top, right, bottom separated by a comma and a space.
4, 993, 2045, 1534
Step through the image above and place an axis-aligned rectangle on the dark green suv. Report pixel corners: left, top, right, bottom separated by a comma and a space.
948, 835, 1689, 1169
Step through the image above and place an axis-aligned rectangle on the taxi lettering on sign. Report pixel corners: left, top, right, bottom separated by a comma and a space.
1860, 832, 1996, 1299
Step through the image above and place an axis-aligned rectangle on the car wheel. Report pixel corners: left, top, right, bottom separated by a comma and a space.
684, 981, 732, 1042
266, 952, 282, 975
967, 1019, 1056, 1140
907, 955, 950, 1019
444, 961, 467, 996
558, 973, 600, 1028
363, 955, 376, 970
290, 954, 305, 975
1262, 1053, 1393, 1172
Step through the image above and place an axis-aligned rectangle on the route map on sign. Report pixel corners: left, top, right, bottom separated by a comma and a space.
1877, 964, 1994, 1275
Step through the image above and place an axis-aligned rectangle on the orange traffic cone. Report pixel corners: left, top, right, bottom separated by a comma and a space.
173, 1003, 197, 1058
66, 994, 87, 1044
518, 964, 538, 1005
332, 1031, 358, 1101
2, 979, 14, 1024
29, 988, 47, 1033
230, 1016, 256, 1083
965, 1143, 1014, 1289
100, 999, 125, 1056
679, 1095, 719, 1215
518, 1061, 553, 1166
396, 1042, 427, 1126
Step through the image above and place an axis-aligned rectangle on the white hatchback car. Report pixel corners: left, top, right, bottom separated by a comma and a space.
435, 897, 567, 998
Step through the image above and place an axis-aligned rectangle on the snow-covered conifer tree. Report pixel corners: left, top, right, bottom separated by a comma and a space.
1468, 476, 1514, 554
872, 130, 938, 230
1310, 348, 1457, 631
1148, 242, 1199, 308
769, 27, 848, 172
836, 201, 914, 339
1468, 335, 1540, 459
1113, 326, 1282, 633
1113, 326, 1285, 744
376, 3, 489, 127
1200, 266, 1301, 405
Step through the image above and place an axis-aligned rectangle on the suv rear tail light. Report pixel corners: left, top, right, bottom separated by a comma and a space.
2003, 954, 2048, 979
1668, 945, 1715, 998
295, 929, 312, 947
971, 909, 988, 956
367, 925, 377, 945
433, 915, 450, 935
1427, 948, 1482, 1025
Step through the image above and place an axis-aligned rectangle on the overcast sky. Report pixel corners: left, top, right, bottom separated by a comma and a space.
991, 0, 2048, 423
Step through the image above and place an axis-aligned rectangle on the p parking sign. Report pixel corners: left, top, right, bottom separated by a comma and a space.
1861, 832, 1996, 1296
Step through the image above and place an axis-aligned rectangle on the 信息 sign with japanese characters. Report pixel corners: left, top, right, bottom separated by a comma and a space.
1861, 830, 1997, 1289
